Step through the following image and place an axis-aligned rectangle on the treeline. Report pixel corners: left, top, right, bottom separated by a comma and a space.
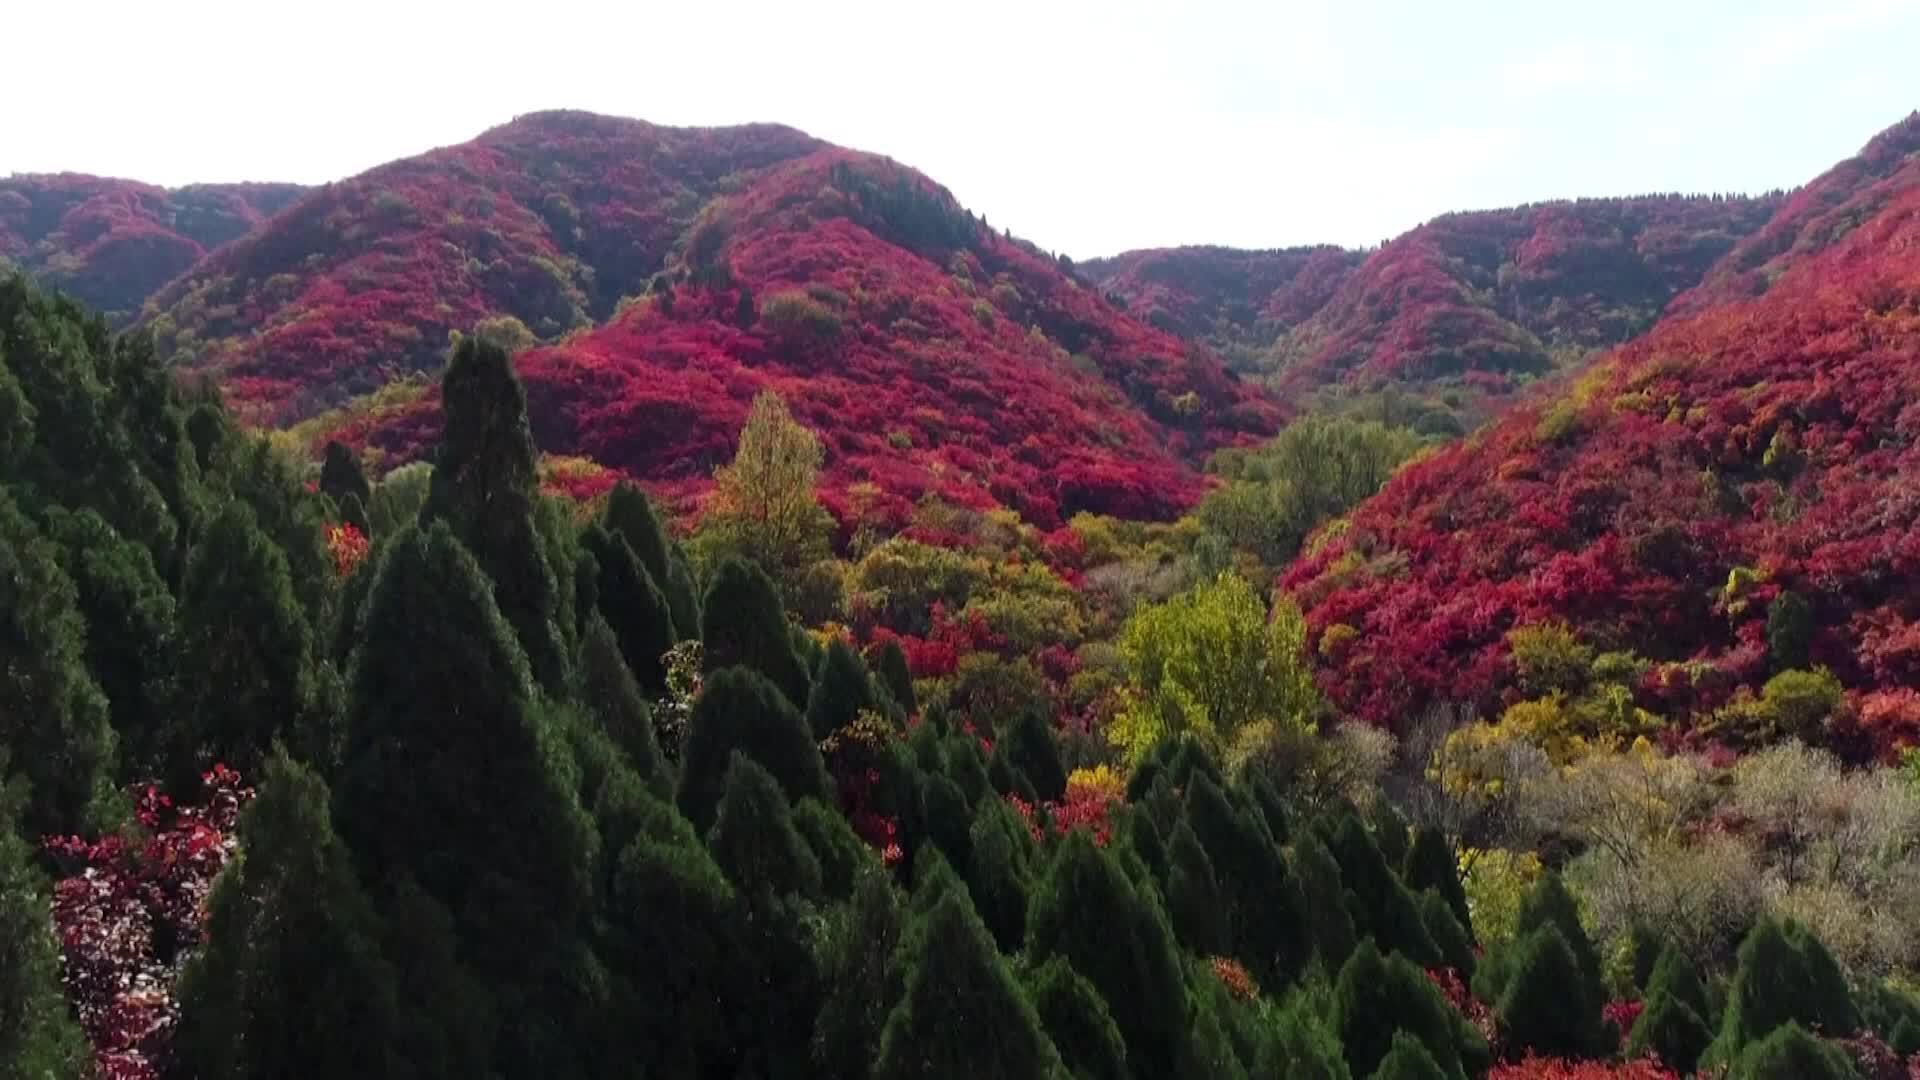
1, 273, 1915, 1079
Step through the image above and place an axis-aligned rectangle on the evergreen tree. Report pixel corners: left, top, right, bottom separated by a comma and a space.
676, 666, 832, 832
701, 557, 811, 706
173, 752, 402, 1078
41, 507, 175, 778
874, 890, 1065, 1080
921, 772, 975, 880
0, 487, 116, 834
1418, 890, 1475, 980
1370, 799, 1411, 868
872, 638, 917, 715
1368, 1032, 1449, 1080
706, 753, 823, 901
581, 523, 675, 693
1254, 994, 1352, 1080
1004, 707, 1068, 801
1327, 815, 1435, 971
1629, 946, 1714, 1077
1027, 955, 1129, 1080
0, 760, 92, 1079
807, 637, 881, 741
337, 521, 597, 1072
663, 550, 702, 647
1710, 918, 1859, 1066
1029, 831, 1191, 1079
1496, 924, 1612, 1059
604, 483, 698, 636
815, 866, 907, 1077
967, 793, 1036, 952
1186, 992, 1252, 1080
1475, 870, 1600, 1007
422, 336, 568, 692
576, 614, 664, 788
1403, 827, 1470, 940
1291, 832, 1359, 974
1334, 939, 1485, 1080
794, 797, 872, 901
1187, 771, 1311, 985
319, 441, 371, 531
1166, 819, 1230, 956
173, 501, 323, 784
1730, 1022, 1855, 1080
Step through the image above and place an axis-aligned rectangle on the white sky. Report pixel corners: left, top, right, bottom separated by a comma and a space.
8, 0, 1919, 257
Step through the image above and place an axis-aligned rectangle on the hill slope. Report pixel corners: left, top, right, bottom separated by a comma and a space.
0, 175, 306, 321
1282, 113, 1920, 755
151, 113, 1282, 527
1093, 195, 1783, 428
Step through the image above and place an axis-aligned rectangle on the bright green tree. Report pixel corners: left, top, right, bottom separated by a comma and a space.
1110, 572, 1320, 766
694, 390, 835, 602
1199, 415, 1422, 565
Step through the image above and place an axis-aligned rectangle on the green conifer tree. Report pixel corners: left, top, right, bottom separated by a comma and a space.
1026, 955, 1129, 1080
1187, 771, 1311, 985
604, 483, 700, 637
0, 759, 92, 1079
700, 557, 811, 705
1254, 994, 1352, 1079
1709, 918, 1859, 1066
1496, 924, 1612, 1059
1330, 813, 1439, 969
874, 890, 1066, 1080
1166, 819, 1230, 956
0, 488, 116, 834
1004, 707, 1068, 801
173, 752, 403, 1078
581, 523, 676, 694
1291, 832, 1359, 974
1730, 1022, 1855, 1080
319, 441, 372, 531
807, 637, 881, 740
967, 793, 1037, 952
872, 638, 917, 715
676, 666, 832, 832
576, 614, 664, 788
422, 336, 568, 693
814, 866, 907, 1077
1418, 890, 1475, 980
1368, 1032, 1449, 1080
1403, 827, 1471, 940
1029, 831, 1191, 1079
1334, 939, 1485, 1080
794, 797, 872, 900
706, 753, 824, 901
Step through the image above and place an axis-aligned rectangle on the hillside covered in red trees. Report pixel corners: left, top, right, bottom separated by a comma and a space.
1093, 195, 1784, 427
147, 112, 1282, 526
0, 175, 306, 322
1282, 113, 1920, 754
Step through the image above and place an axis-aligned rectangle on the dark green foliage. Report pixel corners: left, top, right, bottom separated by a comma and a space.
1476, 871, 1600, 1006
1767, 590, 1813, 671
921, 772, 975, 880
1730, 1022, 1855, 1080
576, 614, 663, 788
581, 523, 675, 693
1166, 819, 1230, 955
1711, 918, 1859, 1065
1417, 890, 1475, 980
41, 507, 175, 777
663, 549, 702, 649
336, 521, 597, 1069
320, 440, 371, 530
1248, 774, 1291, 845
1859, 981, 1920, 1055
989, 746, 1041, 803
1367, 1031, 1448, 1080
872, 638, 917, 715
676, 665, 831, 833
1185, 992, 1251, 1080
966, 794, 1036, 952
1028, 831, 1190, 1079
214, 437, 336, 631
814, 867, 906, 1076
1643, 941, 1713, 1025
1496, 924, 1612, 1059
174, 501, 324, 784
1186, 771, 1310, 984
0, 760, 92, 1079
329, 550, 376, 665
874, 890, 1064, 1080
1629, 984, 1713, 1075
1370, 799, 1410, 868
1627, 923, 1664, 991
807, 637, 881, 740
1334, 940, 1483, 1080
1892, 1017, 1920, 1057
1403, 828, 1470, 940
701, 557, 810, 705
1254, 995, 1353, 1080
173, 752, 402, 1078
1291, 832, 1359, 974
706, 753, 823, 901
1003, 707, 1068, 801
1123, 810, 1170, 884
604, 483, 695, 635
794, 797, 872, 901
944, 732, 993, 807
1026, 956, 1129, 1080
0, 488, 116, 834
423, 336, 568, 693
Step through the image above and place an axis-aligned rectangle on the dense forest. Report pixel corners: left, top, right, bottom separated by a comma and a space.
6, 108, 1920, 1080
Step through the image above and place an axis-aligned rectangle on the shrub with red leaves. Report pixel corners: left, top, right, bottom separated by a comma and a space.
323, 521, 369, 578
43, 766, 252, 1080
1487, 1055, 1678, 1079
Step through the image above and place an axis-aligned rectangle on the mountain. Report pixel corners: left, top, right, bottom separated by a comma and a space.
0, 175, 306, 322
147, 111, 1282, 527
1093, 195, 1784, 429
1281, 113, 1920, 756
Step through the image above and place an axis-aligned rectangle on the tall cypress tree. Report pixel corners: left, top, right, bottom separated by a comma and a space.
1334, 939, 1484, 1080
576, 614, 664, 789
1369, 1032, 1449, 1080
1477, 871, 1602, 1011
707, 753, 824, 902
1418, 890, 1475, 980
604, 482, 698, 638
1330, 813, 1440, 969
173, 500, 323, 785
1496, 924, 1612, 1059
422, 336, 568, 693
807, 637, 881, 740
580, 523, 676, 694
0, 487, 117, 834
1291, 831, 1358, 975
1403, 827, 1470, 941
319, 441, 372, 532
676, 666, 832, 832
814, 866, 907, 1077
1186, 772, 1310, 985
0, 759, 92, 1079
337, 521, 598, 1073
1254, 993, 1352, 1080
1166, 819, 1230, 956
1029, 831, 1191, 1079
701, 557, 811, 706
1730, 1022, 1856, 1080
1629, 943, 1713, 1076
875, 890, 1065, 1080
967, 793, 1037, 952
172, 752, 403, 1079
871, 638, 917, 715
1026, 956, 1129, 1080
1709, 918, 1859, 1067
1003, 708, 1068, 801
